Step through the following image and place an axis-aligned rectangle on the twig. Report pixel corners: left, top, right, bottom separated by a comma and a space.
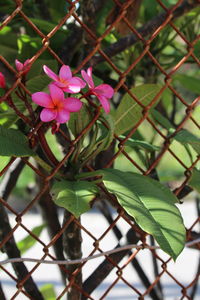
0, 238, 199, 267
91, 0, 199, 66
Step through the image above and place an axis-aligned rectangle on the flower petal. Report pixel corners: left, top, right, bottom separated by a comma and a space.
81, 69, 94, 89
49, 84, 64, 105
63, 97, 83, 112
54, 81, 68, 88
32, 92, 53, 108
97, 95, 110, 114
62, 77, 86, 93
59, 65, 72, 80
0, 72, 6, 88
43, 65, 59, 82
24, 59, 31, 66
94, 84, 114, 98
40, 108, 57, 122
74, 77, 86, 88
15, 59, 23, 72
55, 109, 70, 123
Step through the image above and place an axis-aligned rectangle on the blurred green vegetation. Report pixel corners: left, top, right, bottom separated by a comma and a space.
0, 0, 199, 200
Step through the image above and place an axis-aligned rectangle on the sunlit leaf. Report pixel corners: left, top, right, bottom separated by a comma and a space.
51, 180, 98, 218
114, 84, 161, 135
102, 169, 186, 260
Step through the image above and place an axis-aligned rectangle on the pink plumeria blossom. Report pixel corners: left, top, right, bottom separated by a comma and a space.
81, 67, 114, 114
15, 59, 31, 74
43, 65, 86, 94
31, 84, 82, 126
0, 72, 6, 89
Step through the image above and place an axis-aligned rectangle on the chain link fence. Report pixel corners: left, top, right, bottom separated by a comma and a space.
0, 0, 199, 299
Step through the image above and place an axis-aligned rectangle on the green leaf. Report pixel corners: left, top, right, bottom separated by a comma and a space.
174, 129, 200, 155
17, 224, 45, 255
28, 59, 58, 79
120, 136, 160, 152
0, 111, 19, 128
151, 111, 200, 155
114, 84, 161, 135
51, 180, 98, 218
188, 169, 200, 193
29, 18, 67, 50
102, 169, 186, 260
48, 0, 67, 22
173, 74, 200, 94
0, 26, 18, 61
27, 75, 51, 93
40, 284, 56, 300
68, 103, 92, 137
0, 126, 35, 157
96, 114, 115, 152
151, 109, 174, 131
95, 1, 114, 35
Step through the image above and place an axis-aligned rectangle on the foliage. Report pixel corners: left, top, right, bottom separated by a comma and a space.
0, 0, 199, 270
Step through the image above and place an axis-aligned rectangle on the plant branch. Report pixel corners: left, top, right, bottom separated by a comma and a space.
1, 159, 25, 201
81, 227, 140, 299
97, 201, 162, 300
0, 283, 6, 300
91, 0, 199, 66
0, 202, 44, 300
62, 210, 83, 300
38, 180, 66, 284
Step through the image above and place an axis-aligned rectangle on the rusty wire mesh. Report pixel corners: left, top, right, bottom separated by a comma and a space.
0, 0, 200, 299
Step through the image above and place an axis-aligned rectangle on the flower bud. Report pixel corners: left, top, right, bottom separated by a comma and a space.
15, 59, 31, 74
0, 72, 6, 88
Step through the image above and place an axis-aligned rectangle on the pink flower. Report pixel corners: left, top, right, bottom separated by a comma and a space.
15, 59, 31, 74
81, 67, 114, 114
43, 65, 86, 93
0, 72, 6, 89
31, 84, 82, 125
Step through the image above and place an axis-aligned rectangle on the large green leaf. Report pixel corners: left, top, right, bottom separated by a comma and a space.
114, 84, 161, 135
0, 126, 35, 157
102, 169, 186, 260
51, 180, 98, 218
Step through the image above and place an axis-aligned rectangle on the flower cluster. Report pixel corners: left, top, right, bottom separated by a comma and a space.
31, 65, 114, 130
